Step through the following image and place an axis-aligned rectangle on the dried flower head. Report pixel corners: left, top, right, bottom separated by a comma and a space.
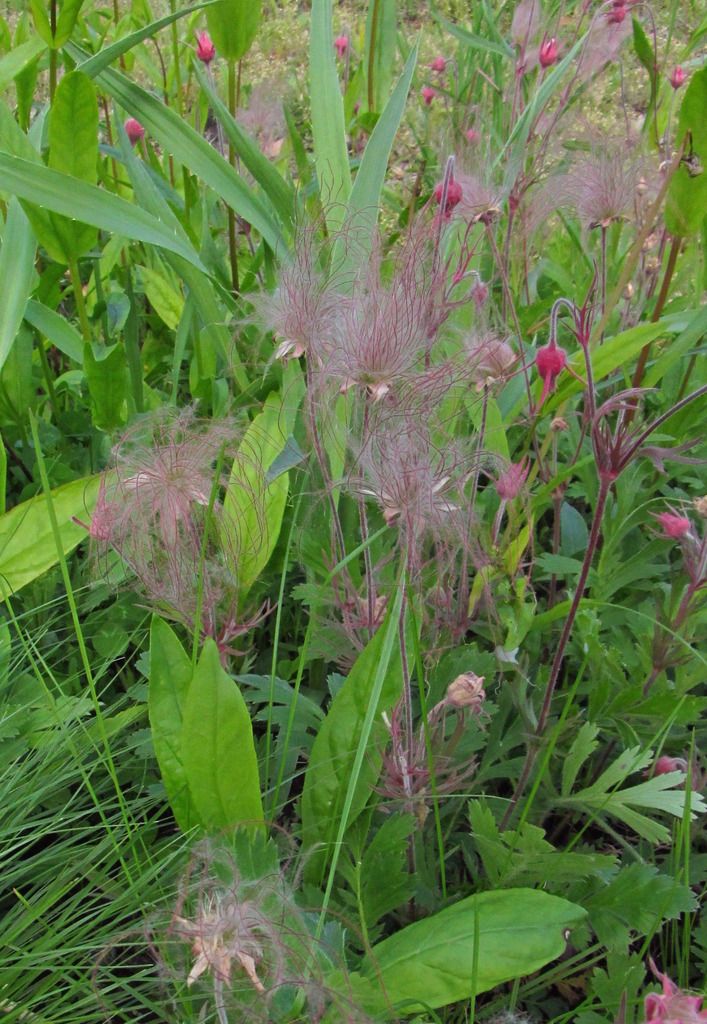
494, 457, 530, 501
446, 672, 486, 710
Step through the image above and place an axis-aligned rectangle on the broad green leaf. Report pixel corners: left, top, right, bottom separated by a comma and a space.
0, 36, 46, 93
364, 0, 397, 112
353, 888, 585, 1013
0, 152, 210, 270
83, 342, 129, 431
206, 0, 261, 62
0, 199, 36, 374
222, 392, 291, 597
66, 45, 285, 253
54, 0, 85, 47
193, 61, 295, 230
29, 0, 53, 47
560, 501, 589, 557
666, 67, 707, 236
181, 639, 264, 831
148, 617, 195, 831
139, 263, 184, 331
310, 0, 351, 230
24, 299, 84, 363
0, 475, 101, 599
301, 595, 403, 878
38, 71, 99, 261
345, 42, 417, 241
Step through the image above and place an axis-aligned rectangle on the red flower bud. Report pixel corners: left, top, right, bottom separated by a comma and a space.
535, 339, 567, 409
429, 56, 447, 73
653, 755, 688, 776
334, 35, 349, 58
607, 3, 627, 22
195, 30, 216, 64
124, 118, 145, 146
465, 127, 480, 143
670, 66, 686, 89
421, 86, 436, 106
495, 457, 530, 501
433, 175, 463, 217
539, 37, 559, 68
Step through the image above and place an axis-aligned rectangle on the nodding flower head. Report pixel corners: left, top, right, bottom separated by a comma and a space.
195, 30, 216, 64
539, 36, 559, 67
465, 127, 480, 144
653, 510, 692, 540
652, 755, 688, 777
421, 86, 436, 105
494, 456, 530, 501
429, 55, 447, 73
124, 118, 145, 146
607, 2, 627, 23
643, 958, 707, 1024
670, 66, 686, 89
334, 34, 349, 58
535, 338, 567, 410
433, 174, 463, 218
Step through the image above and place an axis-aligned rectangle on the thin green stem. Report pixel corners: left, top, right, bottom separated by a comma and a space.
68, 258, 92, 342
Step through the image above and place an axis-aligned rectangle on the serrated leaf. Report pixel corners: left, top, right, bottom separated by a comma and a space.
562, 722, 600, 797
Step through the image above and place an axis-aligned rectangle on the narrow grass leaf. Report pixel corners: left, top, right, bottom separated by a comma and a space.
0, 199, 36, 374
310, 0, 351, 229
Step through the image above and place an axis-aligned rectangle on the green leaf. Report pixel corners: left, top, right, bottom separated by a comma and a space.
357, 815, 417, 928
353, 888, 586, 1013
206, 0, 261, 62
24, 299, 84, 363
139, 262, 184, 331
42, 70, 99, 261
83, 342, 129, 432
0, 199, 36, 374
346, 42, 417, 240
181, 639, 264, 831
364, 0, 397, 113
0, 474, 100, 599
193, 61, 295, 230
560, 501, 589, 557
0, 152, 209, 269
222, 391, 291, 598
561, 722, 600, 797
431, 7, 514, 58
632, 16, 657, 111
54, 0, 85, 47
67, 45, 285, 253
148, 616, 195, 831
310, 0, 351, 231
666, 66, 707, 236
301, 595, 403, 879
0, 36, 46, 93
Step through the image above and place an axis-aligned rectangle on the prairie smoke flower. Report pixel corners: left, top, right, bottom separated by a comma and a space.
429, 55, 447, 73
90, 409, 263, 656
670, 66, 686, 89
652, 755, 688, 776
511, 0, 541, 47
195, 30, 216, 64
654, 510, 692, 540
334, 34, 349, 58
433, 174, 463, 218
643, 959, 707, 1024
421, 86, 436, 105
578, 9, 631, 78
446, 671, 485, 711
237, 83, 286, 160
538, 36, 559, 67
124, 117, 145, 146
559, 147, 640, 229
607, 2, 627, 23
494, 457, 530, 501
454, 169, 504, 224
535, 337, 567, 409
465, 127, 480, 144
465, 333, 517, 389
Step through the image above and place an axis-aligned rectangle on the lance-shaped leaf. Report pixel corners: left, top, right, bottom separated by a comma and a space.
0, 199, 36, 375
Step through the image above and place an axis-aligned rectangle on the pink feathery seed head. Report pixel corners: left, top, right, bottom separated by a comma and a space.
670, 66, 686, 89
560, 146, 641, 229
421, 86, 436, 106
471, 279, 488, 308
495, 456, 530, 501
195, 30, 216, 64
334, 34, 349, 58
465, 127, 480, 144
653, 510, 692, 540
535, 339, 567, 409
430, 55, 447, 73
643, 959, 707, 1024
124, 118, 145, 146
433, 174, 463, 217
539, 36, 559, 67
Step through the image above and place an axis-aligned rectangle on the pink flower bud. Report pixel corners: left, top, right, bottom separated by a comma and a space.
429, 55, 447, 73
535, 339, 567, 409
421, 86, 437, 106
433, 175, 463, 217
644, 959, 707, 1024
334, 35, 349, 58
654, 511, 692, 540
195, 30, 216, 64
670, 66, 686, 89
539, 37, 559, 68
607, 3, 627, 22
495, 457, 530, 501
653, 755, 688, 776
124, 118, 145, 146
465, 127, 480, 143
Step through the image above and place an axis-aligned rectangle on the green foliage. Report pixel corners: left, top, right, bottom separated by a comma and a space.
206, 0, 261, 62
666, 67, 707, 236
